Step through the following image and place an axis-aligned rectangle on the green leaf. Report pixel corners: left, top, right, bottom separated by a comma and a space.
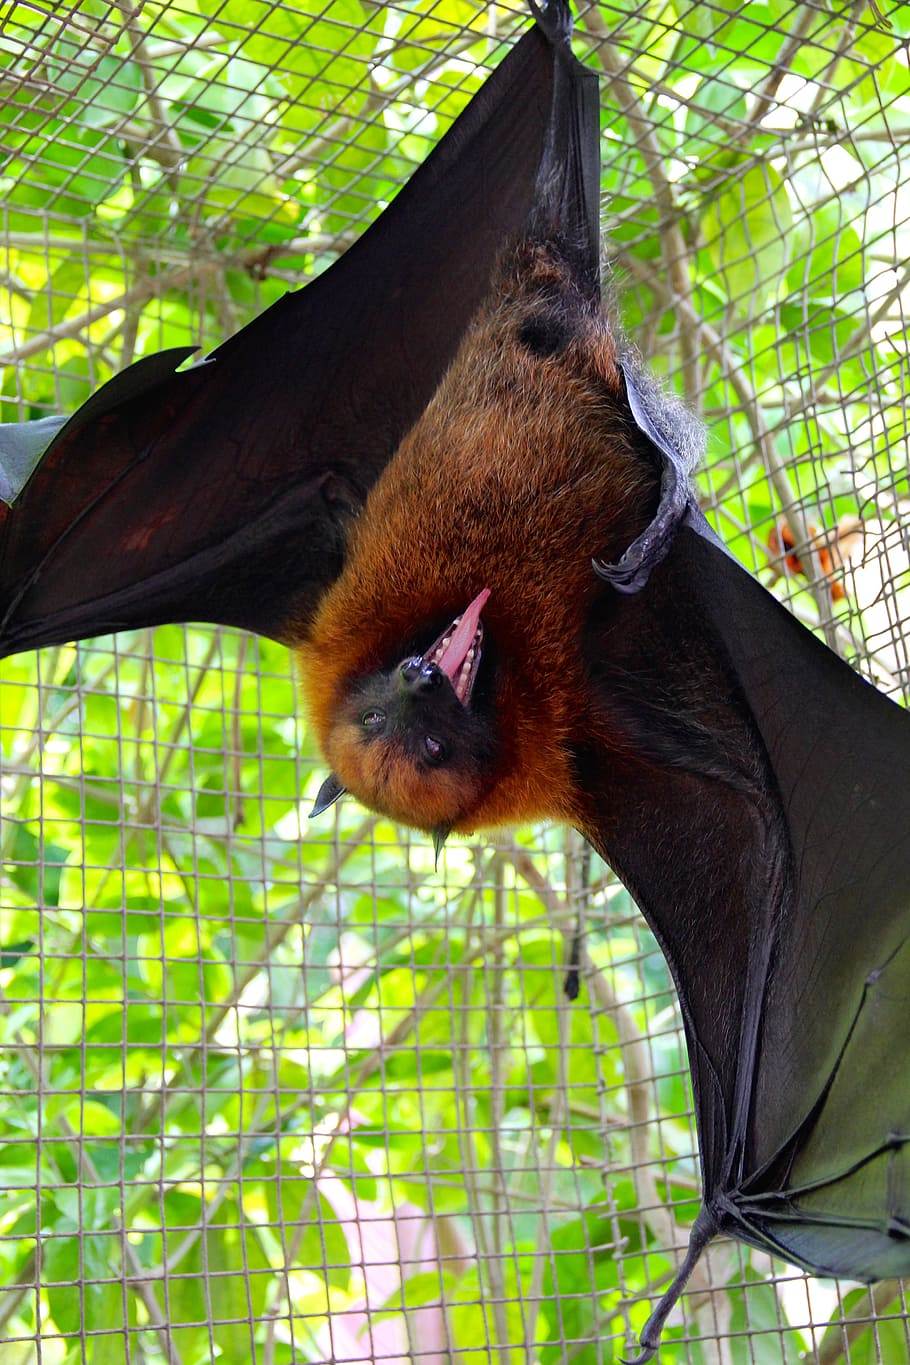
44, 1229, 124, 1337
787, 206, 865, 302
701, 164, 793, 313
45, 51, 142, 129
5, 825, 69, 908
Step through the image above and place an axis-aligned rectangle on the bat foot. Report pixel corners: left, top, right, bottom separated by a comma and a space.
618, 1342, 658, 1365
622, 1205, 718, 1362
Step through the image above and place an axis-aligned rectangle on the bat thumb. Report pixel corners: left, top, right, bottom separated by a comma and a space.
432, 827, 451, 868
309, 772, 347, 818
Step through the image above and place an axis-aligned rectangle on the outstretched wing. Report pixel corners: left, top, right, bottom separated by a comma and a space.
579, 444, 910, 1359
700, 535, 910, 1276
0, 7, 565, 657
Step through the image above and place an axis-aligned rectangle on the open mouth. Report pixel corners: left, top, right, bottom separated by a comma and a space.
424, 587, 490, 706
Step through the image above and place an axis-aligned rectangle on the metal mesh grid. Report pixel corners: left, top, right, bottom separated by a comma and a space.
1, 1, 909, 1361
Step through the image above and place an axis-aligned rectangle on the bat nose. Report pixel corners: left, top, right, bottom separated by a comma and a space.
399, 658, 444, 695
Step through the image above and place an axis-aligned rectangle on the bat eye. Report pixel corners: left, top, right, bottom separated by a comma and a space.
424, 734, 447, 764
361, 708, 386, 731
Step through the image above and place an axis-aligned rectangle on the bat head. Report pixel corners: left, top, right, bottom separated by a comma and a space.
312, 590, 497, 833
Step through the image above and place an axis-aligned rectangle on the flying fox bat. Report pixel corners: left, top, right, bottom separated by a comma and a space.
2, 3, 910, 1359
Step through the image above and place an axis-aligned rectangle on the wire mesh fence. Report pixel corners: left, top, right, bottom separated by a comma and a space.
1, 1, 909, 1361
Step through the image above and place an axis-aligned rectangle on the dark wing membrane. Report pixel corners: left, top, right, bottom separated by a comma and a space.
578, 524, 910, 1357
577, 530, 782, 1190
0, 8, 565, 657
696, 533, 910, 1277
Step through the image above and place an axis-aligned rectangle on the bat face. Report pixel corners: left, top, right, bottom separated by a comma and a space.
316, 593, 498, 831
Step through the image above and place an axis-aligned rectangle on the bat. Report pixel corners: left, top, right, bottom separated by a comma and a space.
3, 3, 910, 1360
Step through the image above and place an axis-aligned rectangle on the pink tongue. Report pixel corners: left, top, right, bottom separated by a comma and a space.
436, 588, 491, 682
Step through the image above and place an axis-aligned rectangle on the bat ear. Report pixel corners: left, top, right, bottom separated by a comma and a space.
594, 361, 703, 595
309, 772, 347, 819
432, 827, 451, 868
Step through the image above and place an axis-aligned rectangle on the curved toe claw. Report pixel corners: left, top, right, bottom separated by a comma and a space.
618, 1342, 658, 1365
618, 1310, 670, 1365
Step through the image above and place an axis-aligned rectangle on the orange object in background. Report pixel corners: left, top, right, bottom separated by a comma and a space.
768, 515, 865, 602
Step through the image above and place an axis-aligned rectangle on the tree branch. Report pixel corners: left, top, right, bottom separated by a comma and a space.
579, 8, 701, 406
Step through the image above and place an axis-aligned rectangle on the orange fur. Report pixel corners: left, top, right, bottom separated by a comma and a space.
296, 246, 657, 833
324, 718, 485, 829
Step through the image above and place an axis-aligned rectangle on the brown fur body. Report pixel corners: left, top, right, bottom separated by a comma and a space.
297, 244, 658, 833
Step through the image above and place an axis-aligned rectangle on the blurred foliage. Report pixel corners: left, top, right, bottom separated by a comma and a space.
1, 1, 910, 1362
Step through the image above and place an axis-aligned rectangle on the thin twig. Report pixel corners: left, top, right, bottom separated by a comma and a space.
746, 5, 822, 133
0, 267, 195, 364
814, 1280, 903, 1365
580, 9, 701, 405
487, 844, 514, 1360
113, 1, 183, 185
